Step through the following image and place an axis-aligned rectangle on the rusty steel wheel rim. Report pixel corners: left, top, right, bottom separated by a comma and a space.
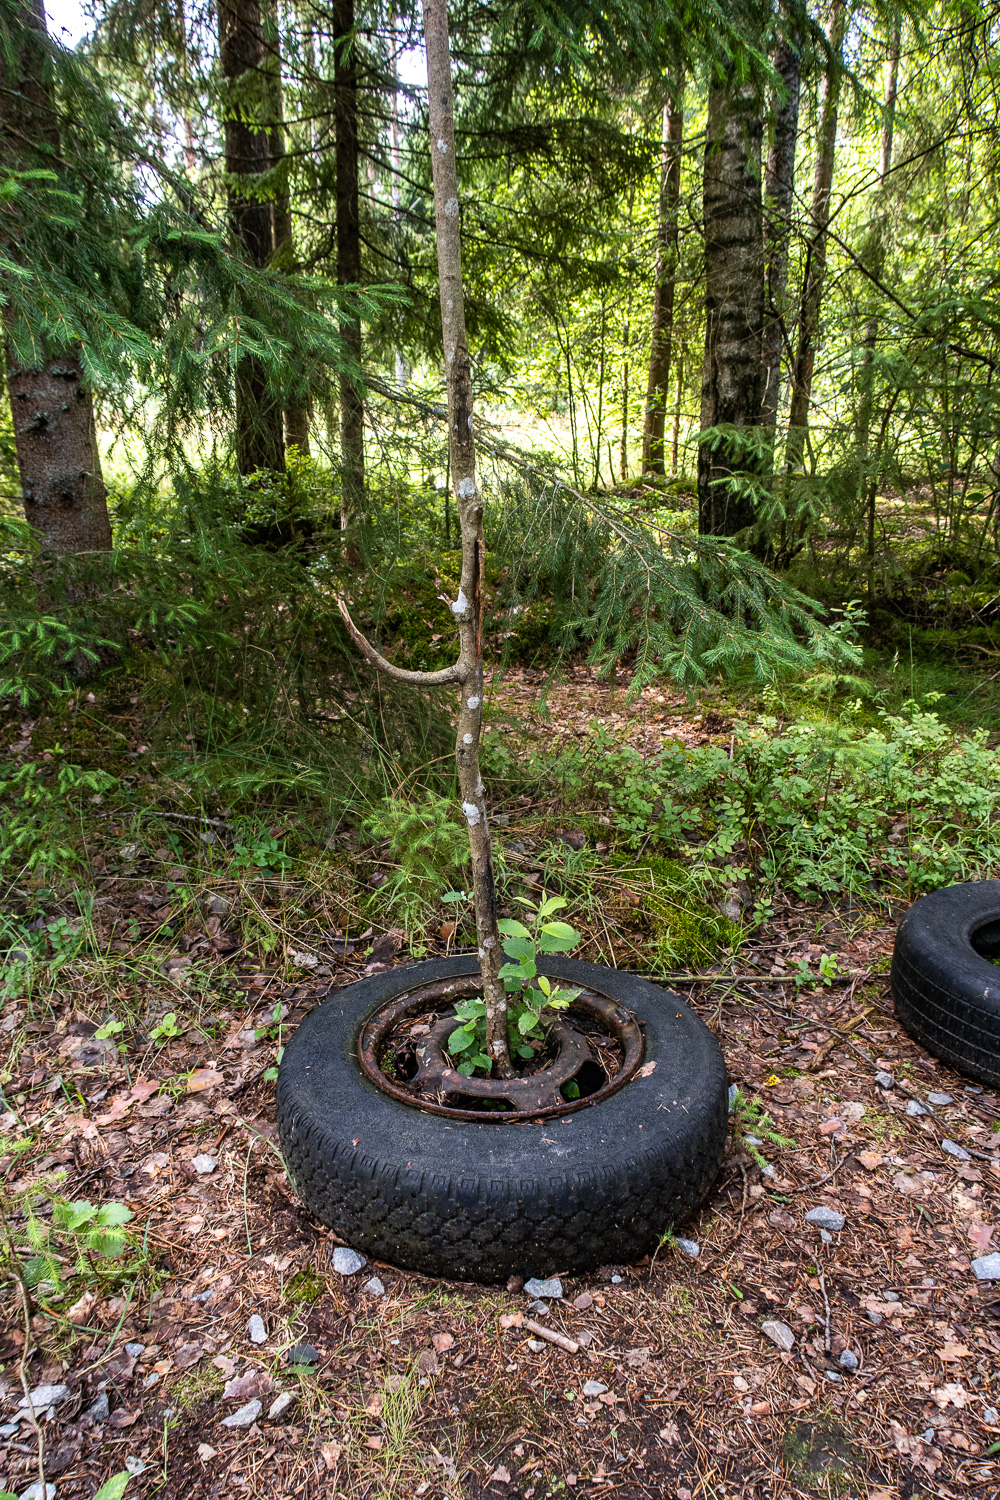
357, 974, 644, 1122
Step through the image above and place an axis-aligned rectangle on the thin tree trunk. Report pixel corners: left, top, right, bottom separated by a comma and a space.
671, 346, 684, 476
334, 0, 364, 525
620, 309, 629, 481
219, 0, 285, 474
697, 62, 765, 536
784, 0, 846, 477
263, 3, 310, 454
390, 13, 409, 389
761, 23, 801, 434
1, 0, 112, 551
862, 19, 900, 585
642, 82, 683, 476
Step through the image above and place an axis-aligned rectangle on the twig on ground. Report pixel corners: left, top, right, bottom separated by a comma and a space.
522, 1319, 579, 1353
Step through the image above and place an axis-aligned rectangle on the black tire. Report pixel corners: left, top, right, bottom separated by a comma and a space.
276, 955, 727, 1282
891, 879, 1000, 1087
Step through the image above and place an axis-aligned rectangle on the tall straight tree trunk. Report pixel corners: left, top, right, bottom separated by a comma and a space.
697, 63, 765, 536
642, 82, 683, 476
1, 0, 112, 551
263, 3, 310, 454
219, 0, 285, 474
334, 0, 364, 524
761, 22, 802, 434
861, 20, 900, 583
784, 0, 846, 476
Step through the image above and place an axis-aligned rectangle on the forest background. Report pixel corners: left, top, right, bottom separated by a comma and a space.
2, 0, 1000, 986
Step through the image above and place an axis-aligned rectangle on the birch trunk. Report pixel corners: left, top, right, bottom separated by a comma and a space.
1, 0, 113, 551
697, 63, 765, 536
642, 84, 683, 476
784, 0, 846, 477
761, 25, 801, 433
219, 0, 285, 475
334, 0, 365, 524
860, 21, 900, 580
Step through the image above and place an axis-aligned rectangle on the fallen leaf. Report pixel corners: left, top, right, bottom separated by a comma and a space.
637, 1061, 657, 1078
658, 1422, 680, 1445
96, 1096, 131, 1124
819, 1117, 843, 1135
224, 1371, 272, 1401
931, 1384, 968, 1409
187, 1067, 223, 1093
320, 1441, 342, 1470
366, 1435, 383, 1451
490, 1467, 511, 1485
108, 1408, 138, 1429
173, 1343, 203, 1371
67, 1290, 96, 1324
938, 1343, 971, 1363
432, 1332, 455, 1353
213, 1356, 237, 1377
858, 1151, 882, 1171
129, 1077, 160, 1102
969, 1223, 994, 1253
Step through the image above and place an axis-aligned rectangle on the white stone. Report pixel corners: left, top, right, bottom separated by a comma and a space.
197, 1443, 217, 1460
524, 1277, 563, 1299
972, 1253, 1000, 1280
676, 1238, 700, 1258
928, 1092, 953, 1105
248, 1314, 267, 1344
268, 1391, 295, 1420
19, 1384, 70, 1410
906, 1099, 930, 1116
942, 1138, 971, 1161
333, 1247, 367, 1276
191, 1154, 217, 1174
19, 1484, 57, 1500
527, 1339, 546, 1352
582, 1381, 607, 1397
220, 1398, 262, 1428
761, 1320, 795, 1352
364, 1277, 385, 1297
805, 1206, 845, 1232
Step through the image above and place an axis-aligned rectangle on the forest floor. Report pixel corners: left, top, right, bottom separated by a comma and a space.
1, 671, 999, 1500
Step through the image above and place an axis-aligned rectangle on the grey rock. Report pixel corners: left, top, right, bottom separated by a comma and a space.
205, 894, 229, 917
942, 1138, 971, 1161
220, 1399, 262, 1429
124, 1457, 146, 1476
332, 1247, 366, 1276
875, 1071, 894, 1089
965, 1085, 984, 1094
583, 1381, 608, 1398
248, 1315, 267, 1344
839, 1349, 859, 1370
19, 1485, 57, 1500
363, 1277, 385, 1297
884, 1290, 900, 1301
921, 1428, 936, 1444
805, 1206, 845, 1233
928, 1092, 953, 1106
972, 1253, 1000, 1281
524, 1277, 563, 1299
824, 1370, 843, 1383
744, 1135, 763, 1146
906, 1099, 930, 1116
191, 1154, 218, 1175
191, 1288, 213, 1303
18, 1384, 70, 1410
0, 1422, 18, 1439
526, 1300, 550, 1315
728, 1083, 739, 1111
142, 1373, 160, 1389
676, 1238, 700, 1258
761, 1320, 795, 1352
268, 1391, 295, 1420
867, 1310, 882, 1324
983, 1405, 998, 1425
527, 1339, 546, 1352
125, 1342, 145, 1358
287, 1343, 319, 1366
819, 1229, 833, 1244
610, 1274, 622, 1284
85, 1393, 110, 1423
577, 1331, 594, 1348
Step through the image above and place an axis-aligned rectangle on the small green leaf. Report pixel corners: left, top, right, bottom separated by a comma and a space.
563, 1081, 581, 1100
93, 1470, 132, 1500
497, 918, 532, 938
441, 890, 466, 903
537, 895, 568, 918
501, 936, 535, 961
447, 1027, 475, 1053
95, 1202, 133, 1228
536, 975, 551, 997
517, 1011, 540, 1035
457, 1059, 476, 1076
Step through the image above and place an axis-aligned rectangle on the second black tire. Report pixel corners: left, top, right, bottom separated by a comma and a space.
276, 955, 728, 1282
891, 879, 1000, 1087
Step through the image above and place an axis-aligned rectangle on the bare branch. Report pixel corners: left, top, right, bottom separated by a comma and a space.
336, 595, 463, 687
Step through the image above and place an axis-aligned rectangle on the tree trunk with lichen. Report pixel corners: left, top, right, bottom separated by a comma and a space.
642, 84, 683, 477
336, 0, 509, 1075
1, 0, 113, 551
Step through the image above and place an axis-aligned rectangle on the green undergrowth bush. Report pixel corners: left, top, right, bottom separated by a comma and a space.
505, 697, 1000, 904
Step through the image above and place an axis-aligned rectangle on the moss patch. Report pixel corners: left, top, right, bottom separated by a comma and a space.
782, 1417, 862, 1496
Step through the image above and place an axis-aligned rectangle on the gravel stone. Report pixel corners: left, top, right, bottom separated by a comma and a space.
268, 1392, 295, 1420
332, 1247, 367, 1276
972, 1253, 1000, 1280
524, 1277, 563, 1299
761, 1320, 795, 1352
527, 1339, 546, 1352
85, 1393, 110, 1422
125, 1343, 145, 1358
220, 1399, 262, 1429
867, 1310, 882, 1324
928, 1092, 953, 1106
18, 1384, 70, 1410
19, 1484, 57, 1500
839, 1349, 859, 1370
610, 1274, 622, 1283
0, 1422, 18, 1438
676, 1238, 700, 1258
364, 1277, 385, 1297
247, 1314, 267, 1344
583, 1381, 608, 1397
728, 1084, 738, 1110
824, 1370, 843, 1382
982, 1405, 998, 1424
875, 1071, 894, 1089
191, 1155, 218, 1174
526, 1299, 550, 1315
906, 1099, 930, 1116
805, 1206, 845, 1233
942, 1138, 971, 1161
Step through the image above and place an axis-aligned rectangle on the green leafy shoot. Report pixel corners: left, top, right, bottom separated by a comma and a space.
729, 1087, 797, 1172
